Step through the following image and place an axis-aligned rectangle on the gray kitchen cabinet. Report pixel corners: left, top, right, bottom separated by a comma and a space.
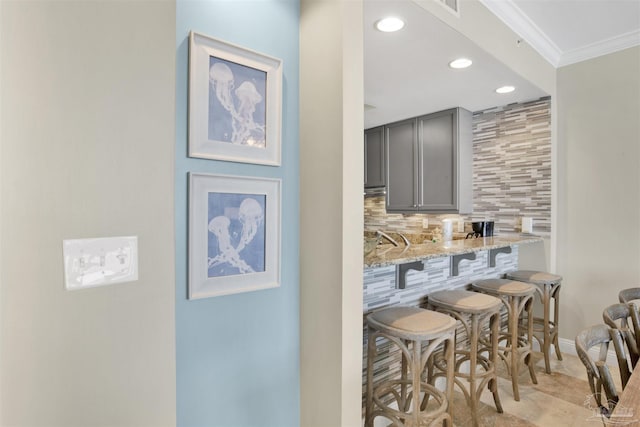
385, 118, 417, 210
385, 107, 472, 213
364, 126, 385, 189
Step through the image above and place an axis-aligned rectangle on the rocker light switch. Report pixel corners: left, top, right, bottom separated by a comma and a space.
63, 236, 138, 290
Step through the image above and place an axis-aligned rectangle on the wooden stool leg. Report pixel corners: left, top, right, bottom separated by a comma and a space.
542, 284, 552, 374
469, 314, 479, 426
365, 326, 375, 427
445, 334, 455, 422
412, 340, 421, 426
507, 295, 521, 400
489, 311, 503, 414
526, 297, 538, 385
553, 285, 563, 361
401, 339, 409, 412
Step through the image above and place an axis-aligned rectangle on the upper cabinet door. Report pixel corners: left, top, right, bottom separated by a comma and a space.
385, 118, 418, 212
364, 126, 385, 188
418, 110, 456, 210
383, 108, 472, 214
418, 108, 472, 213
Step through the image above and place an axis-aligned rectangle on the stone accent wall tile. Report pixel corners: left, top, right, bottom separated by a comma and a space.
472, 97, 551, 236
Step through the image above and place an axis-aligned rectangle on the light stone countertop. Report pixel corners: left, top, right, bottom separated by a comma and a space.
364, 234, 543, 268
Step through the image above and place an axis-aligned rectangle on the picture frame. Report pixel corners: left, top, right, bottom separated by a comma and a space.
188, 31, 282, 166
189, 173, 281, 299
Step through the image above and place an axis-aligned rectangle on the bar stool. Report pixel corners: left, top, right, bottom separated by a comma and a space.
427, 290, 503, 427
365, 306, 456, 427
505, 270, 563, 374
472, 278, 538, 401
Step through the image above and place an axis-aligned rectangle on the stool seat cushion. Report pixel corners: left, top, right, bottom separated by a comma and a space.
505, 270, 562, 286
472, 278, 536, 297
367, 306, 456, 341
429, 290, 502, 314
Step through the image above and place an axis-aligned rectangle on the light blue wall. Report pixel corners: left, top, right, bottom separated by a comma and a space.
175, 1, 299, 426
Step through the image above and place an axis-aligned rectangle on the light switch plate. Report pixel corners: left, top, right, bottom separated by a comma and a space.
63, 236, 138, 290
422, 218, 429, 228
522, 217, 533, 234
457, 220, 465, 233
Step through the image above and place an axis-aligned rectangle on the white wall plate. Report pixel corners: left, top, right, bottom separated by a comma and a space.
63, 236, 138, 290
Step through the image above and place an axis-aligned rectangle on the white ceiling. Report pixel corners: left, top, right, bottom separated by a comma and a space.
364, 0, 640, 129
480, 0, 640, 67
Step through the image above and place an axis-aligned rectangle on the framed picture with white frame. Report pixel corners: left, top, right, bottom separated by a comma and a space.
189, 172, 281, 299
188, 31, 282, 166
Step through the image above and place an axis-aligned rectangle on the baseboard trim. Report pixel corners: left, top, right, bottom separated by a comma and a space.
551, 337, 618, 366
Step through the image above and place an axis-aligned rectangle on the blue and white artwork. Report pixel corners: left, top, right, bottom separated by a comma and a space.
208, 56, 267, 147
207, 192, 266, 278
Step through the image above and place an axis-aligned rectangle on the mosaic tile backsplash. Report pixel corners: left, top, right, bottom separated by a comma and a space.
364, 97, 551, 237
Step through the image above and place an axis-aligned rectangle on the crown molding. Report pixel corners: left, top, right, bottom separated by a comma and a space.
478, 0, 562, 67
558, 29, 640, 67
480, 0, 640, 68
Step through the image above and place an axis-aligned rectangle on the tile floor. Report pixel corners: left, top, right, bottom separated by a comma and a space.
365, 349, 626, 427
450, 350, 616, 427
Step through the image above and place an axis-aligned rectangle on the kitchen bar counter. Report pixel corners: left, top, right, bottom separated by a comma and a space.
364, 234, 543, 268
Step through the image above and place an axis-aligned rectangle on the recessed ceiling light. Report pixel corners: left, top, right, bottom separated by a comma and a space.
375, 17, 405, 32
495, 85, 515, 94
448, 58, 472, 69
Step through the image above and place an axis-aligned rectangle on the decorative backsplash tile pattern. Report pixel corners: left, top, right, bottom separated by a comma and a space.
364, 197, 467, 238
472, 97, 551, 235
364, 97, 551, 236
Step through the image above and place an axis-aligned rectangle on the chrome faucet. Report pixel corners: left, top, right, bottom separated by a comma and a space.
398, 233, 411, 249
376, 230, 399, 247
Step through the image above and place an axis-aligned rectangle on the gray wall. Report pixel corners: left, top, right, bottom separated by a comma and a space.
0, 1, 176, 425
557, 46, 640, 339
